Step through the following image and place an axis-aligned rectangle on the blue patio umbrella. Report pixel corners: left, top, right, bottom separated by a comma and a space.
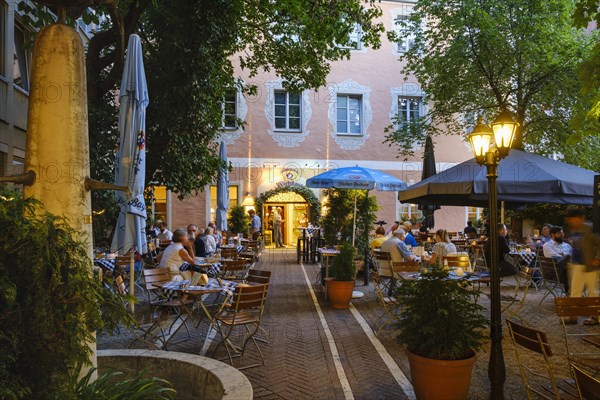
110, 34, 149, 309
216, 141, 229, 232
307, 165, 407, 284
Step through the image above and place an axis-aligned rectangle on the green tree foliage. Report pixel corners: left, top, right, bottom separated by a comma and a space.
0, 189, 132, 399
227, 205, 250, 237
571, 0, 600, 140
20, 0, 384, 197
385, 0, 596, 157
321, 189, 379, 260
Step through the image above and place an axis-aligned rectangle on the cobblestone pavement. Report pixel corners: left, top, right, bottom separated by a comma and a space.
98, 248, 596, 400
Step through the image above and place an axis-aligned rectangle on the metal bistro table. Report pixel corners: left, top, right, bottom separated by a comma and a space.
317, 247, 340, 285
153, 278, 237, 353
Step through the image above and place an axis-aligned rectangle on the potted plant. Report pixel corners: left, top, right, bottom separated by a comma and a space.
394, 264, 488, 400
326, 243, 356, 308
227, 205, 250, 238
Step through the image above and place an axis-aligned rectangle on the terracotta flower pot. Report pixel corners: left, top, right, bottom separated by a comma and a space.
326, 279, 355, 309
406, 349, 477, 400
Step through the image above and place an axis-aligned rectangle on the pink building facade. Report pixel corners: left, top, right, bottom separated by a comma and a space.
167, 1, 478, 245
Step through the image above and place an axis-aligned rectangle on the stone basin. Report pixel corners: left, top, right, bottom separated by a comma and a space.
98, 349, 252, 400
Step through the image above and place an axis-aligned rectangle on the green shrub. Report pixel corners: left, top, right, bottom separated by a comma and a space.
0, 189, 133, 399
395, 264, 488, 360
330, 243, 356, 281
227, 205, 250, 237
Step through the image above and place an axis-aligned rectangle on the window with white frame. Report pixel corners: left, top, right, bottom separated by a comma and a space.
340, 23, 362, 50
398, 96, 422, 123
336, 94, 362, 135
221, 90, 237, 129
13, 21, 29, 91
393, 13, 415, 54
399, 203, 422, 221
274, 90, 301, 131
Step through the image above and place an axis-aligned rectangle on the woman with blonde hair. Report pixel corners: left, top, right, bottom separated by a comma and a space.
424, 229, 457, 265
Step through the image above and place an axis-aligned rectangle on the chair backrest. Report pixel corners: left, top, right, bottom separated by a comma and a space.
443, 254, 471, 269
231, 284, 269, 312
143, 267, 170, 291
247, 269, 271, 284
374, 250, 392, 276
221, 259, 247, 271
391, 260, 420, 274
555, 296, 600, 317
538, 256, 559, 281
221, 247, 238, 260
507, 319, 553, 356
159, 240, 172, 251
571, 364, 600, 400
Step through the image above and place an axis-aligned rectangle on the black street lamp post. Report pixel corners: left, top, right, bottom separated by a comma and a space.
467, 111, 519, 400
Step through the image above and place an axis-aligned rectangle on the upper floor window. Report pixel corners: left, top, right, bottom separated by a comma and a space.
336, 94, 362, 135
340, 23, 362, 50
222, 90, 237, 129
0, 3, 5, 77
13, 21, 30, 91
398, 96, 422, 123
394, 15, 415, 53
274, 90, 301, 131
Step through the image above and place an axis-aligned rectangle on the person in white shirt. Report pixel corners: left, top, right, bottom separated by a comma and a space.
543, 226, 572, 294
201, 226, 217, 255
157, 221, 173, 241
157, 229, 195, 280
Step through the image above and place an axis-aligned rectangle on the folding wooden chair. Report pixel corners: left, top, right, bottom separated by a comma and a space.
554, 297, 600, 374
114, 255, 145, 296
391, 260, 420, 282
502, 266, 534, 323
371, 270, 401, 336
220, 247, 239, 260
472, 244, 488, 273
373, 250, 394, 295
539, 256, 566, 305
247, 269, 272, 285
220, 259, 250, 280
443, 254, 471, 272
143, 267, 171, 305
506, 319, 579, 400
571, 364, 600, 400
212, 283, 269, 370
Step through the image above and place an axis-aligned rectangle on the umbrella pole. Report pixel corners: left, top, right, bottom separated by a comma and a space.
129, 253, 135, 312
363, 190, 370, 286
352, 192, 357, 247
500, 201, 505, 224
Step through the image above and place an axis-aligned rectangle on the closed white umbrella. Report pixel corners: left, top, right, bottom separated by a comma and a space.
110, 34, 149, 311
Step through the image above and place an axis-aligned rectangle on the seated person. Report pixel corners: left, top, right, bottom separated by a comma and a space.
157, 229, 196, 280
380, 229, 417, 264
200, 227, 217, 256
530, 223, 552, 247
402, 222, 418, 247
484, 223, 517, 277
543, 226, 572, 293
424, 229, 457, 265
385, 221, 400, 237
463, 221, 478, 239
370, 226, 387, 250
208, 222, 222, 248
194, 233, 207, 258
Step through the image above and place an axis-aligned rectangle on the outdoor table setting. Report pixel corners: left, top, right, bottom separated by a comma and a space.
152, 277, 239, 350
506, 247, 537, 267
397, 268, 491, 283
317, 247, 340, 284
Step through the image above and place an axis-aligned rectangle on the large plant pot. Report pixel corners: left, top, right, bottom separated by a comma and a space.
406, 349, 476, 400
327, 279, 355, 309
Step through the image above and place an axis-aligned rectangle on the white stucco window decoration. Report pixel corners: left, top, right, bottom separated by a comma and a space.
389, 83, 426, 126
264, 79, 312, 148
216, 87, 247, 145
391, 7, 416, 56
327, 79, 372, 150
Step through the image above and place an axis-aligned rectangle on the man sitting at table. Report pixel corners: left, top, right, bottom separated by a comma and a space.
484, 223, 516, 277
543, 226, 572, 294
402, 222, 418, 247
381, 229, 417, 263
157, 229, 196, 281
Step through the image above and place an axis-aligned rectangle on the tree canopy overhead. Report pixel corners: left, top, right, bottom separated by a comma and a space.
385, 0, 597, 160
